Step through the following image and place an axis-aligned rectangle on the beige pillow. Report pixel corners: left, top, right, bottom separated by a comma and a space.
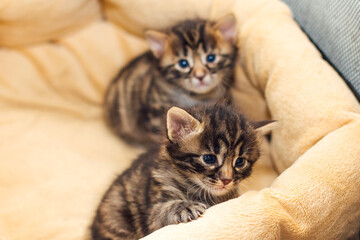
0, 0, 359, 239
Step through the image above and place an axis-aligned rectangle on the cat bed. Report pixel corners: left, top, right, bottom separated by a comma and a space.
0, 0, 359, 239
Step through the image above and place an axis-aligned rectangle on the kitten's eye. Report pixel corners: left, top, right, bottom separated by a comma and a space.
235, 157, 247, 168
206, 54, 216, 63
203, 154, 217, 164
178, 59, 189, 68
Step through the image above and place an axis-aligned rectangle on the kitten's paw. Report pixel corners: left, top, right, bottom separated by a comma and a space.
173, 202, 207, 224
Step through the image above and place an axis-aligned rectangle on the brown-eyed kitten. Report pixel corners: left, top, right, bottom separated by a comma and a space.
105, 14, 238, 146
91, 104, 275, 240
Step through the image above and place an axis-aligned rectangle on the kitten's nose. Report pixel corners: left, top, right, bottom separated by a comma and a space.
220, 179, 231, 186
194, 69, 206, 81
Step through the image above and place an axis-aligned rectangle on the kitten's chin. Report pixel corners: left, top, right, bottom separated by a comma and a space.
209, 185, 233, 196
193, 85, 217, 94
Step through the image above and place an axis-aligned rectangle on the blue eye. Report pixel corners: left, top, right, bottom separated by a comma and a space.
178, 59, 189, 68
206, 54, 216, 63
203, 154, 216, 164
235, 158, 246, 168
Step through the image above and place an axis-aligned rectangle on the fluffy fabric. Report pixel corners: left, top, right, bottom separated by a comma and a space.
0, 0, 359, 239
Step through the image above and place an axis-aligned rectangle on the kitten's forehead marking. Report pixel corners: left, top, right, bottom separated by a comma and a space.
216, 142, 228, 166
187, 47, 195, 63
193, 54, 203, 69
171, 21, 215, 56
220, 160, 233, 178
197, 23, 207, 50
196, 42, 204, 52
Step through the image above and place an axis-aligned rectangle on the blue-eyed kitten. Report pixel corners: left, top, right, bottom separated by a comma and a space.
92, 104, 275, 240
105, 15, 238, 145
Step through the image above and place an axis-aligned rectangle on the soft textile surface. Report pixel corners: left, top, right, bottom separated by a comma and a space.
0, 0, 359, 239
282, 0, 360, 98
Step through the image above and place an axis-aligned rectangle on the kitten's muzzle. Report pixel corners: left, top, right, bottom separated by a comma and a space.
194, 68, 208, 81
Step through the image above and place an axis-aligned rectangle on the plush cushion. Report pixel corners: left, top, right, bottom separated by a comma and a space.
282, 0, 360, 100
0, 0, 359, 239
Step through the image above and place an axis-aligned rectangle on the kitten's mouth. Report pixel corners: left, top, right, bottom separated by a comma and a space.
209, 185, 231, 195
185, 76, 220, 95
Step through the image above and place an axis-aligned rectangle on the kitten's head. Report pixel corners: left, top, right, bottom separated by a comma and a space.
145, 15, 237, 95
164, 104, 275, 197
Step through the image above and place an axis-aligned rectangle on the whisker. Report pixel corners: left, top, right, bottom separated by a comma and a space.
238, 182, 250, 194
187, 183, 201, 201
206, 186, 215, 205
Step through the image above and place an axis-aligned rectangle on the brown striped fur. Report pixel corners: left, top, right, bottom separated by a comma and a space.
105, 15, 238, 146
91, 104, 274, 240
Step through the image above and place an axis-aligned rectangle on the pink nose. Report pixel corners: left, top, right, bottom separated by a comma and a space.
194, 69, 206, 81
221, 179, 231, 186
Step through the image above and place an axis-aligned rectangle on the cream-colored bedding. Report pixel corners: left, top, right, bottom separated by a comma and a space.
0, 0, 359, 239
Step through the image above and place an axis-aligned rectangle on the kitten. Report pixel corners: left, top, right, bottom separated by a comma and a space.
105, 15, 238, 146
91, 104, 274, 240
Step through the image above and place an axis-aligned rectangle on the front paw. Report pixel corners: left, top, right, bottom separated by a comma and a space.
172, 201, 207, 224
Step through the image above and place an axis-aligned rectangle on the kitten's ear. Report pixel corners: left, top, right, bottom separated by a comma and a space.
251, 120, 278, 135
167, 107, 204, 142
214, 14, 237, 44
145, 30, 168, 58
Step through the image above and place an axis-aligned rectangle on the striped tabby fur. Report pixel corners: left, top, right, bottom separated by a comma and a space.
105, 15, 238, 145
91, 104, 274, 240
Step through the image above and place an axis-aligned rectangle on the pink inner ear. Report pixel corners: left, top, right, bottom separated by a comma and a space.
221, 26, 235, 42
170, 118, 189, 140
146, 33, 166, 58
150, 39, 165, 55
216, 16, 237, 43
167, 107, 201, 141
171, 119, 184, 134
